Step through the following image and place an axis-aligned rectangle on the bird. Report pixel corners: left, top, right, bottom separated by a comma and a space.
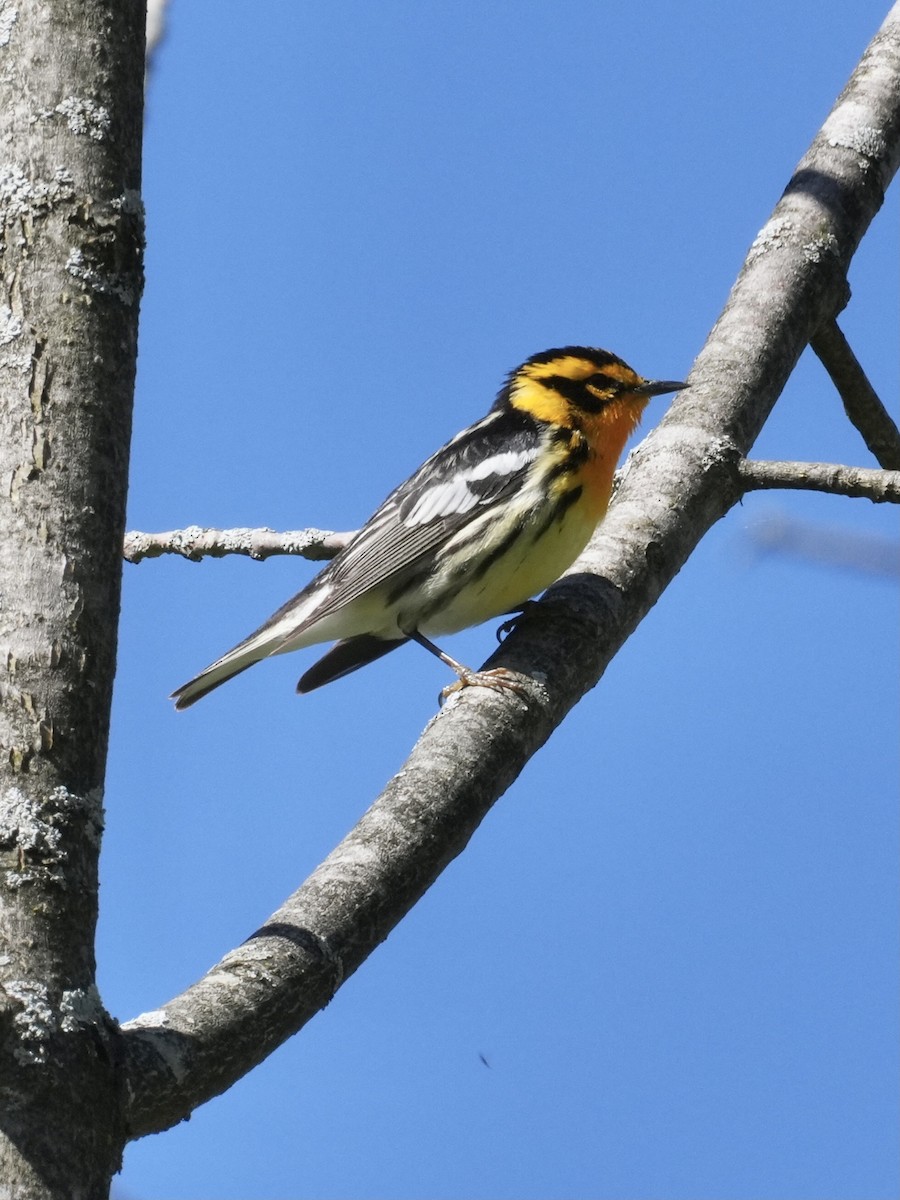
172, 347, 685, 709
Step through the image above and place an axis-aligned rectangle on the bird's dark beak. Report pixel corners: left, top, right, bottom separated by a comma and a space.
634, 379, 688, 398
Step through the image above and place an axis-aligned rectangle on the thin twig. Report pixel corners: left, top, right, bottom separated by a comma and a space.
811, 318, 900, 470
738, 459, 900, 502
123, 525, 353, 564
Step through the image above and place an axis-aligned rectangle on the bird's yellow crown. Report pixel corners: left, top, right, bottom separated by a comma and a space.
498, 346, 653, 433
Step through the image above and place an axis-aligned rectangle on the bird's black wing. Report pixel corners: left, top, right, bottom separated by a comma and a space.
296, 634, 409, 693
291, 405, 545, 626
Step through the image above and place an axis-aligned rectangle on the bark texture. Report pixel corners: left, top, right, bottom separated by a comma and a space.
0, 2, 144, 1196
120, 7, 900, 1140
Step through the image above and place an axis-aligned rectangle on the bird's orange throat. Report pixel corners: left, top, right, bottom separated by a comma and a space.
577, 396, 649, 520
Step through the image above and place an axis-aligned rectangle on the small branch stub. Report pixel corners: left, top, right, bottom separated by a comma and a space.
811, 319, 900, 471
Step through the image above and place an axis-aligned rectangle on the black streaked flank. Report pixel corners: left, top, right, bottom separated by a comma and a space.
466, 523, 525, 584
543, 429, 590, 483
529, 484, 584, 544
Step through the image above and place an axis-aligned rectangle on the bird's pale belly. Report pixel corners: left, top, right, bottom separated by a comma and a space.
418, 503, 599, 637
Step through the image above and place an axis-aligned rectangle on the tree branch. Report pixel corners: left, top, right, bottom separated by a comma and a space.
123, 525, 353, 564
120, 6, 900, 1139
811, 317, 900, 469
738, 459, 900, 502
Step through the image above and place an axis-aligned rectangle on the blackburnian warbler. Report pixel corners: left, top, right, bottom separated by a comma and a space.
172, 347, 685, 709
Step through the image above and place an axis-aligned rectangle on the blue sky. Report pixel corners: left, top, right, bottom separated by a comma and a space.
106, 4, 898, 1197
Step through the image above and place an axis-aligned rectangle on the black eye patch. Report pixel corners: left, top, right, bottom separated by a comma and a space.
540, 373, 619, 413
586, 372, 623, 394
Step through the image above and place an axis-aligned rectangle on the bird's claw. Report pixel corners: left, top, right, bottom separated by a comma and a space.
439, 667, 528, 706
495, 600, 541, 644
495, 616, 519, 643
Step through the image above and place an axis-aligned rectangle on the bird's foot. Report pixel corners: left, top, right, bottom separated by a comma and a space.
439, 666, 529, 706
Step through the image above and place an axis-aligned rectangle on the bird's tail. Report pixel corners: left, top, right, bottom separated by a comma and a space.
171, 583, 331, 709
170, 635, 273, 709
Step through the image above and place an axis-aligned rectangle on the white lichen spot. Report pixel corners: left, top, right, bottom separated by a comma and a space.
0, 164, 75, 218
0, 304, 24, 353
746, 216, 795, 263
0, 784, 104, 869
5, 865, 65, 889
54, 96, 111, 141
825, 110, 887, 161
66, 247, 136, 306
801, 231, 840, 266
848, 125, 885, 159
0, 786, 64, 860
60, 984, 103, 1032
111, 188, 145, 218
3, 980, 54, 1063
0, 4, 17, 48
122, 1007, 169, 1029
1, 982, 104, 1063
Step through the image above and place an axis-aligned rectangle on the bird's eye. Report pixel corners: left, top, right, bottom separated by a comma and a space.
586, 372, 621, 395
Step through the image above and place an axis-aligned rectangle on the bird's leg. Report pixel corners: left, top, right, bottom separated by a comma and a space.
406, 630, 528, 705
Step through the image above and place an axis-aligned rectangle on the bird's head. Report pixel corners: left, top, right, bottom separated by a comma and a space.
498, 346, 686, 433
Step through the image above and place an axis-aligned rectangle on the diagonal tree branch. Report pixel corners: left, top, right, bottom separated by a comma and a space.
737, 458, 900, 502
119, 6, 900, 1139
811, 317, 900, 469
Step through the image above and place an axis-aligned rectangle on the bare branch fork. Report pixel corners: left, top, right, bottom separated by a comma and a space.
119, 10, 900, 1140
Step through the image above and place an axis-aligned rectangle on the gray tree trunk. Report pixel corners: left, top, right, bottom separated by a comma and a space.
0, 2, 145, 1196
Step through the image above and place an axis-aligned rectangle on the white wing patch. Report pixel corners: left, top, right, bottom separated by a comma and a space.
465, 449, 536, 481
402, 448, 537, 526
